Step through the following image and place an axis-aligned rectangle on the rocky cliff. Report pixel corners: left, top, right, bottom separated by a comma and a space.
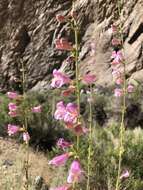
0, 0, 142, 92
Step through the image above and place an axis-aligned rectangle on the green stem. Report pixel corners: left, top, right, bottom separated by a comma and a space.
74, 19, 80, 152
86, 86, 93, 190
115, 62, 126, 190
115, 1, 127, 189
21, 60, 29, 190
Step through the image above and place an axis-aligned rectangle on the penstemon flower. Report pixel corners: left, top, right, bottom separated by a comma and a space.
64, 103, 78, 124
8, 110, 18, 117
111, 38, 121, 46
61, 86, 75, 97
57, 138, 72, 150
111, 50, 123, 65
54, 101, 78, 125
54, 101, 66, 120
49, 153, 70, 167
82, 74, 96, 85
7, 91, 18, 99
114, 88, 123, 97
23, 132, 30, 144
8, 102, 18, 111
127, 84, 134, 93
31, 105, 42, 113
51, 69, 71, 88
55, 38, 73, 51
112, 70, 122, 78
7, 124, 19, 136
67, 160, 83, 184
120, 170, 130, 180
73, 124, 89, 136
56, 14, 66, 23
115, 78, 123, 85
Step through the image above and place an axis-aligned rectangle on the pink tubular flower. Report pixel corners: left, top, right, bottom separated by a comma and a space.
7, 124, 19, 136
55, 38, 73, 51
73, 124, 89, 136
111, 38, 121, 46
7, 92, 18, 99
64, 103, 78, 124
61, 86, 75, 97
111, 51, 123, 65
114, 88, 123, 97
120, 170, 130, 180
8, 102, 17, 111
54, 101, 66, 120
51, 69, 71, 88
115, 78, 123, 85
50, 185, 70, 190
67, 160, 83, 184
8, 110, 18, 117
82, 74, 96, 85
56, 14, 66, 23
57, 138, 72, 150
127, 84, 134, 93
31, 105, 42, 113
111, 24, 117, 33
54, 102, 78, 124
23, 132, 30, 144
48, 153, 70, 167
112, 70, 121, 78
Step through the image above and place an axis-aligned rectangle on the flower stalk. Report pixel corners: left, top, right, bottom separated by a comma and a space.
115, 1, 127, 189
86, 86, 93, 190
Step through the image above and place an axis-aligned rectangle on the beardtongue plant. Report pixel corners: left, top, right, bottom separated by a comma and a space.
6, 59, 42, 190
110, 3, 134, 189
49, 3, 96, 190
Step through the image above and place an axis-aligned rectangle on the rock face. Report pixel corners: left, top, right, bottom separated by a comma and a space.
0, 0, 142, 91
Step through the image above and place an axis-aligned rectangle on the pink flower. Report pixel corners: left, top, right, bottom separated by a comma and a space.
111, 51, 123, 65
23, 132, 30, 144
111, 38, 121, 46
51, 69, 71, 88
54, 101, 66, 120
111, 24, 117, 33
115, 78, 123, 85
61, 86, 75, 97
7, 92, 18, 99
8, 102, 17, 111
73, 124, 89, 136
67, 160, 83, 184
7, 124, 19, 136
112, 70, 121, 78
48, 153, 70, 166
114, 88, 123, 97
64, 103, 78, 124
8, 110, 18, 117
55, 38, 73, 51
120, 170, 130, 180
54, 102, 78, 124
57, 138, 72, 150
31, 105, 42, 113
82, 74, 96, 85
127, 84, 134, 93
50, 185, 70, 190
56, 14, 66, 23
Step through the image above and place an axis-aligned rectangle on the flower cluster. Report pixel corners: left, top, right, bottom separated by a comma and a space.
49, 8, 94, 189
110, 24, 134, 97
6, 91, 42, 143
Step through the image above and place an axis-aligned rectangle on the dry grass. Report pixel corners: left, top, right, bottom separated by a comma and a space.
0, 137, 51, 190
